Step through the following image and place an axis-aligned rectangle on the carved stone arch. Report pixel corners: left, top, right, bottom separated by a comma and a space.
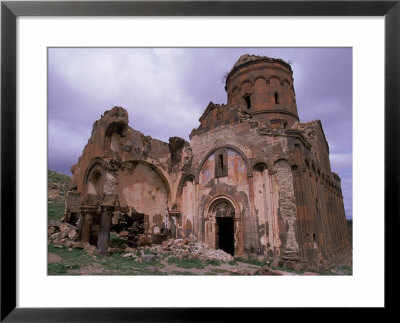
175, 172, 195, 207
239, 79, 254, 92
206, 195, 240, 220
83, 158, 107, 194
195, 145, 251, 183
267, 75, 283, 85
229, 86, 240, 104
85, 167, 105, 196
204, 194, 242, 256
267, 76, 283, 105
254, 76, 267, 85
274, 157, 297, 176
283, 79, 291, 87
273, 157, 290, 166
252, 160, 268, 174
127, 159, 172, 203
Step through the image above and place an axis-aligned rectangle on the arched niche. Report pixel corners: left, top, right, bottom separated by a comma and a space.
117, 161, 171, 236
104, 122, 126, 152
87, 170, 103, 195
253, 162, 268, 173
195, 145, 250, 184
205, 196, 240, 256
210, 199, 235, 218
254, 77, 268, 109
83, 161, 106, 196
268, 76, 282, 106
282, 80, 292, 110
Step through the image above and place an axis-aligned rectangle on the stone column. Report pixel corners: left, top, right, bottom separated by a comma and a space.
233, 216, 243, 256
79, 205, 97, 244
275, 161, 300, 270
97, 204, 113, 254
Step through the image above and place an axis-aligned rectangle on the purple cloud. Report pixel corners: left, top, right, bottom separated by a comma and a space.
48, 47, 352, 218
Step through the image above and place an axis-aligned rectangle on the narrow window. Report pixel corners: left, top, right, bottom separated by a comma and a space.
219, 154, 224, 172
274, 92, 279, 104
215, 150, 228, 178
313, 233, 318, 248
243, 94, 251, 109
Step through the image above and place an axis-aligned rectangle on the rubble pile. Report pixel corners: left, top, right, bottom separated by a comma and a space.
48, 220, 78, 247
111, 212, 145, 247
48, 221, 233, 263
122, 236, 234, 263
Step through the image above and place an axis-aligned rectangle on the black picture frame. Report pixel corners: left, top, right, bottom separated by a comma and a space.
1, 1, 399, 321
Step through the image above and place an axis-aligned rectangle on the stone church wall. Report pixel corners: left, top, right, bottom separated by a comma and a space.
65, 54, 351, 271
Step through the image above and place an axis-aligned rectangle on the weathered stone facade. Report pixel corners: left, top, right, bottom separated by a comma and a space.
65, 54, 351, 271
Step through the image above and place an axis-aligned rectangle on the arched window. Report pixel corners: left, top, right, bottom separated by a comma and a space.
215, 149, 228, 178
243, 94, 251, 109
253, 163, 267, 173
274, 91, 279, 104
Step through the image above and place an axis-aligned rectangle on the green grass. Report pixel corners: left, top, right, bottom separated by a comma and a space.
101, 253, 161, 273
48, 170, 71, 220
48, 262, 79, 274
234, 257, 268, 267
204, 259, 221, 266
166, 257, 222, 269
48, 202, 65, 220
143, 248, 155, 255
48, 262, 69, 274
48, 244, 167, 275
166, 257, 205, 269
48, 170, 71, 185
48, 245, 94, 275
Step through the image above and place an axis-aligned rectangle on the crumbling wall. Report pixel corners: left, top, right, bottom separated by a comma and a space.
181, 178, 196, 237
117, 162, 169, 242
252, 166, 281, 259
67, 106, 190, 252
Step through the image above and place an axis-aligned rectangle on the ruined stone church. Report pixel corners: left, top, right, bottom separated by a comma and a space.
65, 54, 351, 271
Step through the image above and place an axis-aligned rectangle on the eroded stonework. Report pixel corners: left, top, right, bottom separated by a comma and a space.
65, 54, 351, 271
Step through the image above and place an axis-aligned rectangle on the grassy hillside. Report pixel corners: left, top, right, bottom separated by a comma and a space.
48, 170, 71, 220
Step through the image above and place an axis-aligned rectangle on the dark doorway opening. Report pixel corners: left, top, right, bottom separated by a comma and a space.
243, 94, 251, 109
217, 217, 234, 255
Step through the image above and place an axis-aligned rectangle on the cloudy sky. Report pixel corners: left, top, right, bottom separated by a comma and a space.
48, 47, 352, 218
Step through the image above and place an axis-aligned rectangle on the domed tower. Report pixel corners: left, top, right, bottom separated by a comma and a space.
225, 54, 299, 128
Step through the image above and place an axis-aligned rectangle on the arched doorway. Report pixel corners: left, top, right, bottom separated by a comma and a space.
211, 200, 235, 255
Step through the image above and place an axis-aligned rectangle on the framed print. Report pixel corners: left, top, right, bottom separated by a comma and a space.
1, 0, 399, 321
